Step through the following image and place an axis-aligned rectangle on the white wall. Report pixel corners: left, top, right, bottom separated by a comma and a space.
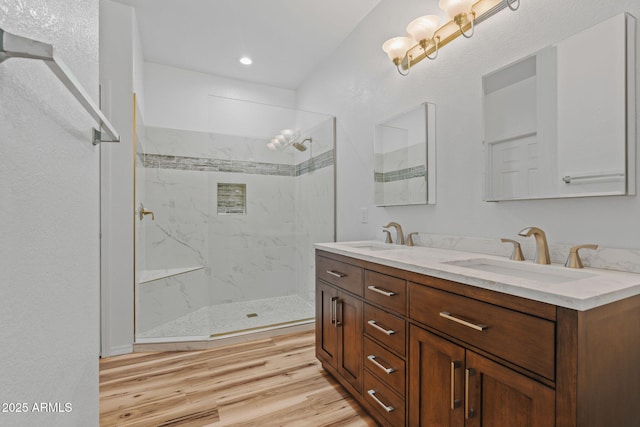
100, 0, 140, 356
144, 62, 297, 130
132, 14, 146, 116
0, 0, 100, 425
297, 0, 640, 250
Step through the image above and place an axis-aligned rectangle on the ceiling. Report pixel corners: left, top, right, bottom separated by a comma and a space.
113, 0, 382, 90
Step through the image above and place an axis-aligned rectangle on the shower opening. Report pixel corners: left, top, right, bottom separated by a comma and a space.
133, 95, 335, 344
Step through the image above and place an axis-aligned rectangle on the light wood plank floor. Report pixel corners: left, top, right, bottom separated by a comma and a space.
100, 331, 378, 426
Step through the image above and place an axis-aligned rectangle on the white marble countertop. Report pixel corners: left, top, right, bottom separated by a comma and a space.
315, 241, 640, 311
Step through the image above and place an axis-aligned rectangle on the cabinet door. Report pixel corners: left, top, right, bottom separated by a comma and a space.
337, 291, 363, 393
465, 351, 555, 427
316, 281, 338, 368
409, 325, 465, 427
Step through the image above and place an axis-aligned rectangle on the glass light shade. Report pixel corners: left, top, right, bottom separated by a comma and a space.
407, 15, 440, 42
280, 129, 295, 138
382, 37, 415, 62
276, 134, 287, 144
267, 142, 276, 150
439, 0, 474, 19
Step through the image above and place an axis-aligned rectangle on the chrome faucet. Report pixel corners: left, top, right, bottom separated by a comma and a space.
518, 226, 550, 264
383, 222, 405, 245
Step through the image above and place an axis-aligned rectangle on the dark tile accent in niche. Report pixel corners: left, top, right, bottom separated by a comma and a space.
217, 183, 247, 215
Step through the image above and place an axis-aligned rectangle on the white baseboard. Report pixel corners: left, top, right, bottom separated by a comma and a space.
103, 344, 134, 357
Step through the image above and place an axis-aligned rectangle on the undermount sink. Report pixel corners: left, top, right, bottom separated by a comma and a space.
339, 242, 403, 251
443, 258, 595, 284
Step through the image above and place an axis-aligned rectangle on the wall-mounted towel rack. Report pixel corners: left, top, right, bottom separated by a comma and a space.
0, 27, 120, 145
562, 172, 625, 184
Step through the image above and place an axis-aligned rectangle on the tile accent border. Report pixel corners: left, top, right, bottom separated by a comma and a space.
143, 149, 334, 177
296, 150, 335, 176
375, 165, 426, 183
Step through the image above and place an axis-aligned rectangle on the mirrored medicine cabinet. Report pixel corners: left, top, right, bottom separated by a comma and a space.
374, 102, 436, 206
482, 13, 636, 201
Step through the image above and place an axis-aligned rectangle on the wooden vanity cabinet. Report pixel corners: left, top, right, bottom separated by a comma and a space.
315, 256, 364, 395
315, 249, 640, 427
362, 272, 408, 426
409, 324, 554, 427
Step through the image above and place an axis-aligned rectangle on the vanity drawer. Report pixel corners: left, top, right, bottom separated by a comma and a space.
364, 370, 405, 427
317, 256, 363, 296
409, 282, 555, 380
364, 303, 406, 356
364, 270, 407, 315
364, 337, 405, 397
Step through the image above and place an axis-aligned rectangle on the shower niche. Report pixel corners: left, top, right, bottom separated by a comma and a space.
217, 183, 247, 215
134, 95, 335, 343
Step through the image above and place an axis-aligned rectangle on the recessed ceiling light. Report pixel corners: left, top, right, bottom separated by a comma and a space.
239, 56, 253, 65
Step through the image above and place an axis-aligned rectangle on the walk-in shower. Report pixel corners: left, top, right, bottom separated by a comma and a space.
134, 95, 335, 344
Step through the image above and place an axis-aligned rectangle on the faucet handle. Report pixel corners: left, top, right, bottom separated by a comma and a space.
565, 244, 598, 269
501, 238, 525, 261
407, 232, 418, 246
383, 229, 393, 244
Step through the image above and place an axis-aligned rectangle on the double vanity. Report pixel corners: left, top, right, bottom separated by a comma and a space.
315, 240, 640, 426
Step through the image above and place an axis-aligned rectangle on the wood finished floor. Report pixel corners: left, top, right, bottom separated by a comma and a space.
100, 331, 378, 426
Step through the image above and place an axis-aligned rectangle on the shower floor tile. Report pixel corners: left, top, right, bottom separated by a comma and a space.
137, 295, 314, 340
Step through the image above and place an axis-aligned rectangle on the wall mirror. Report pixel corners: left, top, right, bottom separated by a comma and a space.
374, 102, 436, 206
483, 13, 636, 201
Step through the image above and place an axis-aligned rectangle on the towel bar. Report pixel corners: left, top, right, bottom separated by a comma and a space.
0, 27, 120, 145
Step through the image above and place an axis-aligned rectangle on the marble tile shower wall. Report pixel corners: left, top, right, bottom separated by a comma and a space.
135, 117, 147, 285
137, 126, 333, 334
295, 165, 335, 302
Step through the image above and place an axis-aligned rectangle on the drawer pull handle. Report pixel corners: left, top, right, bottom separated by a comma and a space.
439, 312, 487, 332
367, 389, 394, 413
326, 270, 346, 278
465, 368, 476, 419
368, 285, 396, 297
450, 361, 461, 409
367, 355, 395, 374
331, 297, 338, 327
368, 320, 395, 335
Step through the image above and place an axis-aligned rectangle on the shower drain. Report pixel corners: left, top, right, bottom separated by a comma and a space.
246, 313, 258, 318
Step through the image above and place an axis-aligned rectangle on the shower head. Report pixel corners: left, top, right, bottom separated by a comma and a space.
293, 138, 312, 151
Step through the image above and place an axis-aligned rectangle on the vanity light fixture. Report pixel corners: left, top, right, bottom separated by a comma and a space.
266, 129, 301, 151
382, 0, 520, 76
